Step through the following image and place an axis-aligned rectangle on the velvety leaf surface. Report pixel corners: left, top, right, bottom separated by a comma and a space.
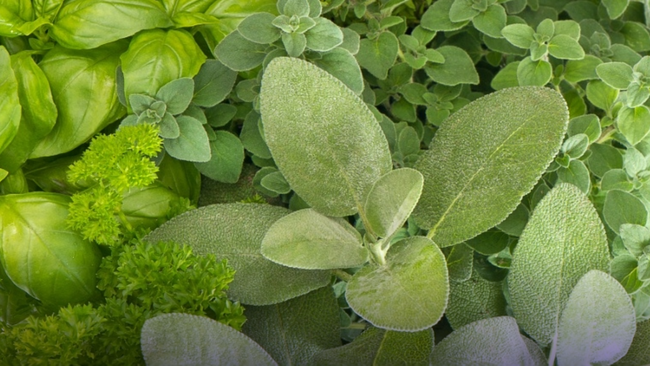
0, 46, 20, 156
120, 29, 205, 103
363, 168, 423, 238
430, 316, 541, 366
50, 0, 173, 49
311, 327, 434, 366
261, 209, 368, 270
414, 86, 568, 247
557, 270, 636, 366
144, 203, 330, 305
141, 313, 277, 366
615, 319, 650, 366
0, 53, 56, 173
346, 236, 448, 331
446, 269, 507, 330
260, 57, 391, 217
508, 183, 610, 346
242, 287, 341, 366
0, 193, 101, 306
31, 42, 127, 158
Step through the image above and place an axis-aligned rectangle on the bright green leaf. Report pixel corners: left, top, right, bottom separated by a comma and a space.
261, 208, 368, 270
618, 105, 650, 145
346, 236, 448, 331
414, 87, 568, 247
0, 46, 21, 157
501, 23, 535, 49
548, 34, 585, 60
596, 62, 634, 89
564, 55, 602, 83
260, 57, 391, 217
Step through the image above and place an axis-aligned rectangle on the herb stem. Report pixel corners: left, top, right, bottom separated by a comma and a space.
332, 269, 353, 282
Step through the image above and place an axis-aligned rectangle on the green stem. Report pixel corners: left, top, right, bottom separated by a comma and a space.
332, 269, 353, 282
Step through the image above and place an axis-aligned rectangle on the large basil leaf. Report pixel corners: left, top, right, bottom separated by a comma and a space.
120, 29, 206, 103
144, 203, 330, 305
430, 317, 545, 366
33, 0, 63, 21
0, 192, 101, 307
50, 0, 172, 49
508, 183, 610, 347
31, 41, 127, 158
0, 52, 56, 173
0, 2, 49, 37
141, 313, 277, 366
312, 327, 434, 366
557, 270, 636, 366
260, 57, 392, 217
345, 236, 448, 331
0, 260, 39, 326
413, 86, 568, 247
243, 287, 341, 365
0, 46, 20, 156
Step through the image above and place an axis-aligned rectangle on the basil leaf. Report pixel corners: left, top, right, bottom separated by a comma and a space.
0, 46, 20, 156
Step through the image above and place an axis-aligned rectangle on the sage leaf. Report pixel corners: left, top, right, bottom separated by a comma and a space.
0, 46, 21, 157
50, 0, 173, 49
163, 116, 211, 162
0, 192, 101, 307
193, 130, 244, 184
261, 209, 368, 270
192, 60, 237, 108
508, 183, 610, 346
141, 313, 277, 366
363, 168, 423, 239
414, 87, 568, 247
603, 189, 648, 234
311, 327, 434, 366
446, 269, 507, 330
430, 316, 542, 366
260, 57, 391, 217
242, 287, 341, 365
120, 29, 205, 104
145, 203, 330, 305
31, 42, 127, 158
346, 236, 448, 331
557, 270, 636, 366
615, 319, 650, 366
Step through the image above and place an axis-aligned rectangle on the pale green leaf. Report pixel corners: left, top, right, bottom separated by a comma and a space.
620, 223, 650, 257
413, 87, 568, 247
260, 57, 391, 217
312, 327, 434, 366
508, 183, 610, 346
163, 116, 211, 162
261, 209, 368, 270
446, 269, 507, 330
548, 34, 585, 60
141, 313, 277, 366
363, 168, 423, 239
238, 12, 280, 44
557, 270, 636, 366
50, 0, 173, 49
346, 236, 448, 331
596, 62, 634, 90
0, 46, 20, 157
242, 286, 341, 366
430, 316, 542, 366
144, 203, 331, 305
618, 105, 650, 145
120, 29, 205, 104
155, 78, 194, 115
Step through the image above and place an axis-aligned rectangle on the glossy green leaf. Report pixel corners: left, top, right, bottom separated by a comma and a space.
163, 116, 211, 162
192, 60, 237, 108
242, 286, 341, 365
346, 236, 448, 331
145, 203, 330, 305
430, 317, 542, 366
414, 87, 568, 247
0, 192, 101, 307
194, 130, 244, 183
517, 57, 552, 86
50, 0, 173, 49
508, 183, 610, 346
141, 313, 277, 366
157, 153, 201, 205
424, 46, 479, 86
603, 189, 647, 234
363, 168, 423, 239
615, 319, 650, 366
31, 42, 127, 158
261, 209, 368, 270
446, 269, 507, 330
557, 270, 636, 366
260, 57, 391, 217
312, 327, 433, 366
0, 46, 20, 157
356, 32, 398, 80
121, 29, 205, 104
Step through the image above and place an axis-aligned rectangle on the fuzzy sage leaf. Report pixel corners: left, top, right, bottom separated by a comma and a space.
413, 86, 568, 247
